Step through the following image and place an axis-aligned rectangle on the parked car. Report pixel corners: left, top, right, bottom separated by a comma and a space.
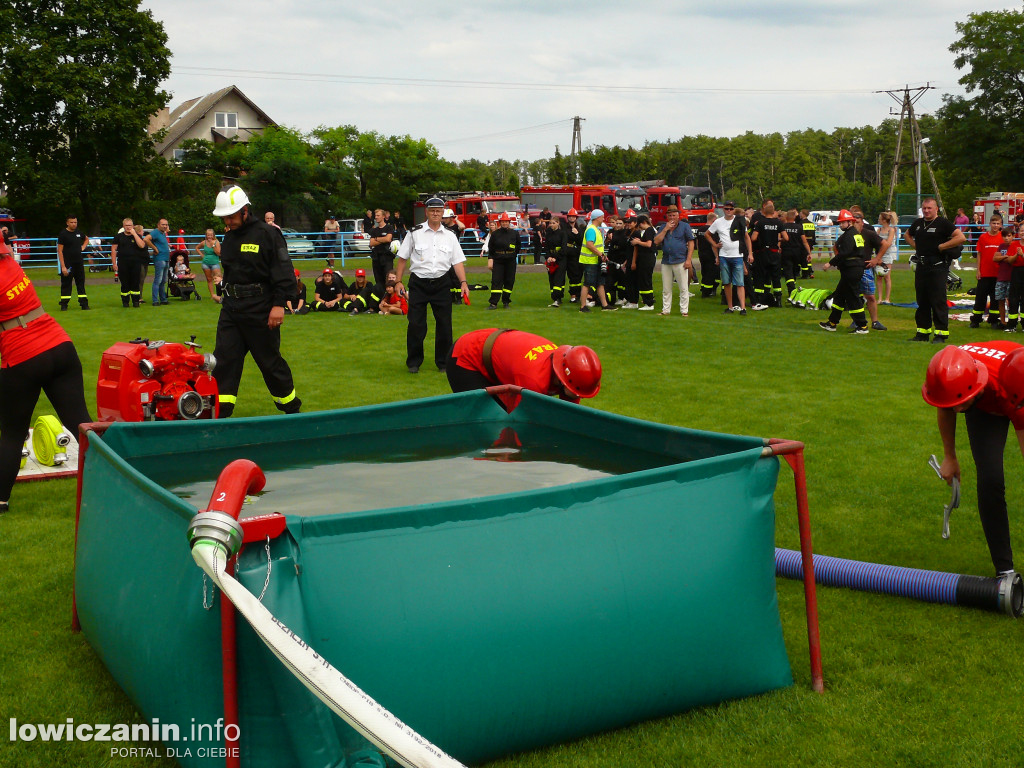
338, 219, 370, 252
281, 228, 316, 256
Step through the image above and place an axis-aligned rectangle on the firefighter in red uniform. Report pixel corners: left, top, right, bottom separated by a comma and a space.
0, 230, 91, 513
923, 342, 1024, 577
211, 185, 301, 417
445, 328, 601, 412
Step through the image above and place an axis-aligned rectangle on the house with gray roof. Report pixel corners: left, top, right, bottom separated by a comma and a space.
149, 85, 276, 163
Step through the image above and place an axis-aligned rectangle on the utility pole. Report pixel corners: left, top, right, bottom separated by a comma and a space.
569, 116, 584, 184
876, 84, 945, 216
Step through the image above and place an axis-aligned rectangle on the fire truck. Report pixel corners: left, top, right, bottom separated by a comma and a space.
0, 208, 30, 262
519, 184, 649, 221
974, 192, 1024, 224
412, 191, 524, 229
645, 185, 716, 231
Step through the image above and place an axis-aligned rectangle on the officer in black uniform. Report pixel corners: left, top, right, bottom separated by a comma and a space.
211, 185, 301, 417
905, 197, 966, 343
799, 209, 816, 278
544, 216, 568, 307
368, 209, 395, 287
486, 213, 519, 309
110, 218, 147, 308
56, 215, 90, 310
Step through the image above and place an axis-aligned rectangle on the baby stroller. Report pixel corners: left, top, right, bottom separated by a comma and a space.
168, 252, 201, 301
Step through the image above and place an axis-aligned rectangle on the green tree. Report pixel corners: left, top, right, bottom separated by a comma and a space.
0, 0, 171, 234
243, 126, 322, 223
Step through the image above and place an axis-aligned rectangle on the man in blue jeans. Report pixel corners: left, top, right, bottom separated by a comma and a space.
145, 217, 172, 306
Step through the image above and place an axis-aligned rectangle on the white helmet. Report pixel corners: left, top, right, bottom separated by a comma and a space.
443, 208, 455, 218
212, 185, 251, 217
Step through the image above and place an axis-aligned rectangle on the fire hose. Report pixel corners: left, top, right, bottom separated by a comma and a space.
187, 460, 466, 768
31, 415, 71, 466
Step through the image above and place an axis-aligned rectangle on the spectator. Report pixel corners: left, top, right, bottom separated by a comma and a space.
392, 210, 407, 241
264, 211, 282, 230
171, 253, 195, 280
195, 228, 223, 303
323, 213, 341, 268
145, 217, 172, 306
313, 268, 344, 311
875, 212, 899, 305
110, 218, 147, 308
973, 212, 1005, 328
362, 209, 374, 233
707, 202, 750, 315
56, 215, 90, 310
1007, 224, 1024, 331
954, 208, 970, 228
286, 268, 308, 315
379, 271, 408, 316
653, 205, 695, 316
992, 226, 1021, 328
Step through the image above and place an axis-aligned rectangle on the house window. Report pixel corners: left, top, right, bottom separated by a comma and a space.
215, 112, 238, 129
172, 148, 186, 165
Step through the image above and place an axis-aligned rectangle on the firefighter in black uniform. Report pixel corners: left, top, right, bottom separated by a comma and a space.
211, 185, 301, 417
441, 208, 466, 306
486, 212, 519, 309
780, 209, 809, 300
605, 215, 631, 305
697, 212, 720, 297
905, 197, 967, 343
621, 212, 640, 307
368, 209, 395, 287
750, 203, 783, 308
818, 209, 868, 333
564, 209, 585, 303
544, 216, 568, 307
314, 269, 345, 311
799, 209, 816, 278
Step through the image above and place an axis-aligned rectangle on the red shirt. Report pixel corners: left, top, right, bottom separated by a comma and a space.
452, 328, 579, 409
957, 341, 1024, 429
383, 292, 407, 314
975, 231, 1004, 279
0, 256, 71, 367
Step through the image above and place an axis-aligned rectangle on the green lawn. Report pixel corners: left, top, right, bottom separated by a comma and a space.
2, 258, 1022, 768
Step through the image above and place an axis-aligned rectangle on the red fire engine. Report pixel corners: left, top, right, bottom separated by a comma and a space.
0, 208, 30, 261
646, 185, 716, 231
412, 191, 524, 229
519, 184, 648, 220
974, 192, 1024, 224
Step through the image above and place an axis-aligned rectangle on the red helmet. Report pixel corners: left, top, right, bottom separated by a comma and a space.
553, 345, 601, 399
567, 208, 578, 217
922, 346, 988, 408
624, 209, 637, 219
498, 212, 511, 222
837, 209, 856, 223
999, 347, 1024, 408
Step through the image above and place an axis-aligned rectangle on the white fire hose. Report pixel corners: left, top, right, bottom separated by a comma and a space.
187, 508, 465, 768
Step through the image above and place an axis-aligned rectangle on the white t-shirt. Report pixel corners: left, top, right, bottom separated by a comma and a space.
708, 217, 741, 259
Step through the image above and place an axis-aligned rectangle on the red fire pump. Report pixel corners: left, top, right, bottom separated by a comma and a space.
97, 336, 218, 422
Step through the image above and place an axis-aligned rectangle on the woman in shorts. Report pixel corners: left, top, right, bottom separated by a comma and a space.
195, 228, 222, 303
875, 211, 899, 305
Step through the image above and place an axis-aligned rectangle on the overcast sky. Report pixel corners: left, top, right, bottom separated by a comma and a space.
142, 1, 1013, 164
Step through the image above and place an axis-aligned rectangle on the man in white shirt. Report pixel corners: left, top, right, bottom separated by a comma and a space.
395, 197, 470, 373
706, 201, 752, 315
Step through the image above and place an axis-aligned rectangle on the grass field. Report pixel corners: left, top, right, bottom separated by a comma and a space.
2, 257, 1023, 768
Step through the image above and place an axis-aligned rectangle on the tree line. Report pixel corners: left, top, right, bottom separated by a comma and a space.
0, 4, 1017, 237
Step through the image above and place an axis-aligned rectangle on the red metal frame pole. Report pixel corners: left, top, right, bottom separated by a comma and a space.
767, 439, 824, 693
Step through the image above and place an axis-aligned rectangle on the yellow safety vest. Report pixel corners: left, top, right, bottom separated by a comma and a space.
580, 225, 603, 265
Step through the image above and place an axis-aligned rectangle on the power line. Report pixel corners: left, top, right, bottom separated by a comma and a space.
173, 65, 878, 95
435, 119, 570, 146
